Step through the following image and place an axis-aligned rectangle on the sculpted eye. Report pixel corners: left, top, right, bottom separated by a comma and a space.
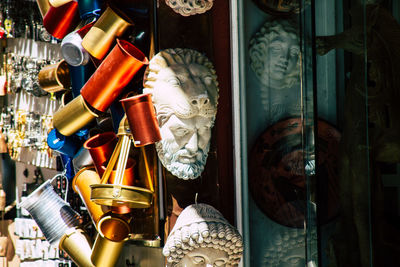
192, 256, 205, 264
172, 127, 190, 136
167, 77, 181, 86
285, 256, 304, 265
269, 43, 282, 52
214, 259, 226, 266
198, 126, 210, 133
290, 47, 300, 57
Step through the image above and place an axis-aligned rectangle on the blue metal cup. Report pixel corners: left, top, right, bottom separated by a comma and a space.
68, 62, 95, 98
110, 99, 125, 133
77, 0, 104, 20
60, 153, 76, 181
47, 128, 84, 157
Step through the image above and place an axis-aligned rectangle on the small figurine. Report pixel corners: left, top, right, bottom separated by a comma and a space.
165, 0, 213, 17
162, 203, 243, 266
144, 48, 219, 180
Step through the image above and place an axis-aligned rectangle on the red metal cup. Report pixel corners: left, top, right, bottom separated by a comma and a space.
43, 0, 81, 39
80, 39, 148, 112
83, 131, 118, 175
120, 94, 161, 147
77, 20, 95, 38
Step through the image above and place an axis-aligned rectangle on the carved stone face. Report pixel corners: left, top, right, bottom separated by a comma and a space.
278, 246, 305, 267
156, 113, 212, 179
264, 34, 300, 84
144, 48, 218, 180
178, 247, 229, 267
162, 204, 243, 266
250, 19, 300, 90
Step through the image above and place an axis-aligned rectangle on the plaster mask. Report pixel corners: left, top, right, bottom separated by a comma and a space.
263, 225, 317, 267
165, 0, 213, 16
249, 19, 301, 90
162, 204, 243, 266
143, 48, 219, 180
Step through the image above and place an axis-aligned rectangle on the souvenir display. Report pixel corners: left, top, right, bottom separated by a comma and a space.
1, 1, 236, 266
143, 48, 219, 180
163, 203, 243, 266
165, 0, 213, 16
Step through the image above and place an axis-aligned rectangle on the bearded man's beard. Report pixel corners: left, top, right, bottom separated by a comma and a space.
155, 140, 209, 180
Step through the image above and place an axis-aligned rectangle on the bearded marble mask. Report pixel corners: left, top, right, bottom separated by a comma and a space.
162, 204, 243, 266
143, 48, 219, 180
249, 19, 301, 90
165, 0, 213, 16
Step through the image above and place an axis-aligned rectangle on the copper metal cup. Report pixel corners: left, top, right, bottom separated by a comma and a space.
80, 39, 148, 112
120, 94, 161, 147
111, 205, 132, 214
59, 227, 94, 267
53, 95, 99, 136
91, 214, 130, 267
101, 157, 136, 185
81, 5, 133, 60
36, 0, 51, 18
38, 60, 71, 93
83, 131, 118, 175
72, 167, 105, 226
43, 0, 81, 39
49, 0, 73, 7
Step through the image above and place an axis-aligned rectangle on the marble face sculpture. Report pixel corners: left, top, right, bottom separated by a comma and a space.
249, 19, 300, 90
162, 203, 243, 266
165, 0, 213, 16
143, 48, 219, 180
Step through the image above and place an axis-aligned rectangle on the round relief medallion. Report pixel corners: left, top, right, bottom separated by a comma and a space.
252, 0, 309, 15
249, 117, 340, 228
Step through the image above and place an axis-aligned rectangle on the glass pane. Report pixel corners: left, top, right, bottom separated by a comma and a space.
242, 1, 318, 266
315, 1, 400, 266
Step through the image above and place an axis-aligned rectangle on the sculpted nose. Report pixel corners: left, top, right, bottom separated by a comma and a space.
280, 49, 290, 63
190, 96, 210, 110
185, 132, 198, 153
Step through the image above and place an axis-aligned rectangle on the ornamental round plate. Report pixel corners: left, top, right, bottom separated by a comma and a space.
248, 117, 340, 228
252, 0, 308, 15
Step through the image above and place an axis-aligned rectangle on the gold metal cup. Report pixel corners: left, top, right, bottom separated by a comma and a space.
59, 228, 94, 267
36, 0, 51, 18
97, 214, 130, 242
49, 0, 73, 7
53, 95, 99, 136
91, 214, 130, 267
72, 167, 105, 226
81, 5, 133, 60
38, 60, 71, 93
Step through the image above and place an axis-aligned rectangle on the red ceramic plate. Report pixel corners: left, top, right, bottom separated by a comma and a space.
248, 117, 341, 228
